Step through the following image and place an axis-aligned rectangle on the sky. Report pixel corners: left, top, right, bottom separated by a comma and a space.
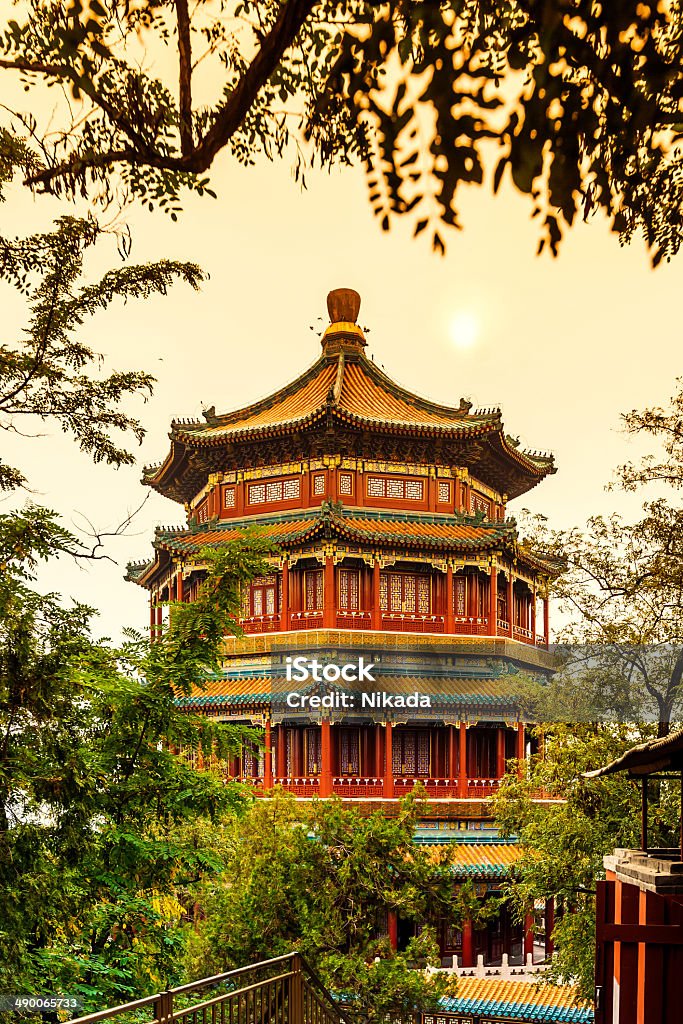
2, 42, 681, 642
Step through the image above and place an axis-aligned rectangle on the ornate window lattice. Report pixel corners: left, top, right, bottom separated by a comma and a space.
367, 476, 424, 501
196, 500, 209, 523
438, 481, 450, 503
249, 477, 300, 505
305, 570, 323, 611
381, 573, 431, 614
338, 473, 352, 495
454, 576, 466, 616
393, 730, 430, 776
285, 729, 293, 776
305, 728, 321, 775
339, 569, 360, 610
340, 729, 360, 775
313, 473, 326, 495
248, 574, 278, 617
471, 492, 491, 517
223, 486, 236, 508
242, 742, 265, 778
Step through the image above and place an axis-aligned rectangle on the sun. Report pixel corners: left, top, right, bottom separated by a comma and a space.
449, 311, 480, 350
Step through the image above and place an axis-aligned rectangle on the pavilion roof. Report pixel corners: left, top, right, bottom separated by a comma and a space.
583, 727, 683, 778
424, 840, 524, 878
143, 290, 555, 503
442, 979, 593, 1022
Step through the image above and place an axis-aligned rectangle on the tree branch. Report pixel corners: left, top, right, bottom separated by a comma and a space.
176, 0, 193, 156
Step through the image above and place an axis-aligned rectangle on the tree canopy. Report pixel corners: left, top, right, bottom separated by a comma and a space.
1, 1, 683, 260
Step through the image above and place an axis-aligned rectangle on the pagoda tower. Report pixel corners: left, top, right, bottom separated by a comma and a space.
129, 288, 560, 966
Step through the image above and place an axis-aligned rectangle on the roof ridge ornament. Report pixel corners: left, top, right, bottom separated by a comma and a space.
321, 287, 366, 355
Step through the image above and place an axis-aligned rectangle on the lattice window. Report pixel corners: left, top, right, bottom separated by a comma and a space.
305, 728, 321, 775
405, 480, 424, 500
417, 732, 431, 775
305, 570, 323, 611
454, 576, 466, 616
338, 473, 352, 495
266, 480, 282, 502
283, 478, 300, 499
438, 481, 450, 503
367, 476, 384, 497
253, 590, 263, 615
223, 486, 236, 508
339, 569, 360, 611
285, 729, 293, 776
380, 574, 388, 611
471, 492, 491, 517
392, 733, 403, 774
313, 473, 326, 495
390, 574, 402, 612
418, 577, 430, 614
196, 500, 209, 523
404, 575, 416, 609
249, 574, 277, 617
383, 573, 430, 614
387, 478, 404, 498
340, 729, 360, 775
248, 483, 266, 504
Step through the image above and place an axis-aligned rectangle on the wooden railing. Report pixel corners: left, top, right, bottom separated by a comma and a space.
67, 953, 351, 1024
381, 613, 445, 633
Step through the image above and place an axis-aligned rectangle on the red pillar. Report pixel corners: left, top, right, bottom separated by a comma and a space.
489, 564, 498, 636
276, 725, 287, 780
496, 728, 506, 779
446, 563, 455, 633
543, 593, 550, 646
388, 911, 398, 951
517, 722, 525, 778
448, 725, 457, 781
280, 559, 289, 631
507, 572, 514, 636
263, 718, 273, 789
372, 559, 381, 629
323, 555, 335, 628
374, 723, 383, 778
524, 911, 535, 961
544, 898, 554, 959
155, 603, 163, 640
458, 722, 468, 796
149, 598, 155, 641
320, 719, 332, 796
461, 917, 474, 967
176, 570, 184, 602
383, 721, 394, 798
531, 580, 537, 644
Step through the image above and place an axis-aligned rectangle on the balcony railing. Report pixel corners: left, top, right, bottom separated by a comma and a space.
332, 777, 383, 797
290, 611, 324, 630
335, 610, 372, 629
453, 616, 489, 635
240, 614, 281, 634
381, 613, 445, 633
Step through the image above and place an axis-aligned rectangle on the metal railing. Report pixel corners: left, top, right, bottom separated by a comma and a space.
67, 954, 351, 1024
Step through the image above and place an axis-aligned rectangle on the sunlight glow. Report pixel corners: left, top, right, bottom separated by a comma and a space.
449, 311, 480, 350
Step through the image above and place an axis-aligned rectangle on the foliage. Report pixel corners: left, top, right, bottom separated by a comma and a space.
1, 2, 683, 260
0, 213, 203, 492
0, 504, 276, 1009
494, 723, 680, 1001
183, 788, 459, 1021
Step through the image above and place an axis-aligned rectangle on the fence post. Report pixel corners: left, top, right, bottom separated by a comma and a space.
291, 954, 304, 1024
155, 991, 174, 1024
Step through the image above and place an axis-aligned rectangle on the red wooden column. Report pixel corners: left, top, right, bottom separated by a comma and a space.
383, 721, 395, 798
388, 911, 398, 951
374, 724, 383, 778
613, 880, 639, 1023
323, 555, 336, 628
264, 718, 273, 789
458, 722, 468, 796
531, 579, 537, 644
280, 559, 289, 631
276, 725, 287, 780
636, 888, 665, 1024
489, 564, 498, 636
496, 728, 506, 779
544, 898, 555, 958
149, 597, 155, 641
461, 918, 474, 967
156, 602, 163, 640
543, 593, 550, 647
448, 725, 457, 781
372, 559, 381, 630
446, 563, 455, 633
507, 572, 514, 636
517, 722, 526, 778
524, 911, 535, 961
320, 719, 333, 796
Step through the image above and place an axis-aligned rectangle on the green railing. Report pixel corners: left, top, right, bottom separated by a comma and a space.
68, 954, 352, 1024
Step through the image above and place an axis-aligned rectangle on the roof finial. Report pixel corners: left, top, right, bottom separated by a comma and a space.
327, 288, 360, 325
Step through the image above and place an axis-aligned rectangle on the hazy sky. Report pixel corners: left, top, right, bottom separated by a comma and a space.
3, 80, 680, 640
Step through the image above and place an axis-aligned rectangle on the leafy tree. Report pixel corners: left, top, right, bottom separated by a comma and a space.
183, 788, 460, 1021
494, 723, 680, 1002
0, 505, 276, 1008
0, 214, 203, 492
1, 2, 683, 260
